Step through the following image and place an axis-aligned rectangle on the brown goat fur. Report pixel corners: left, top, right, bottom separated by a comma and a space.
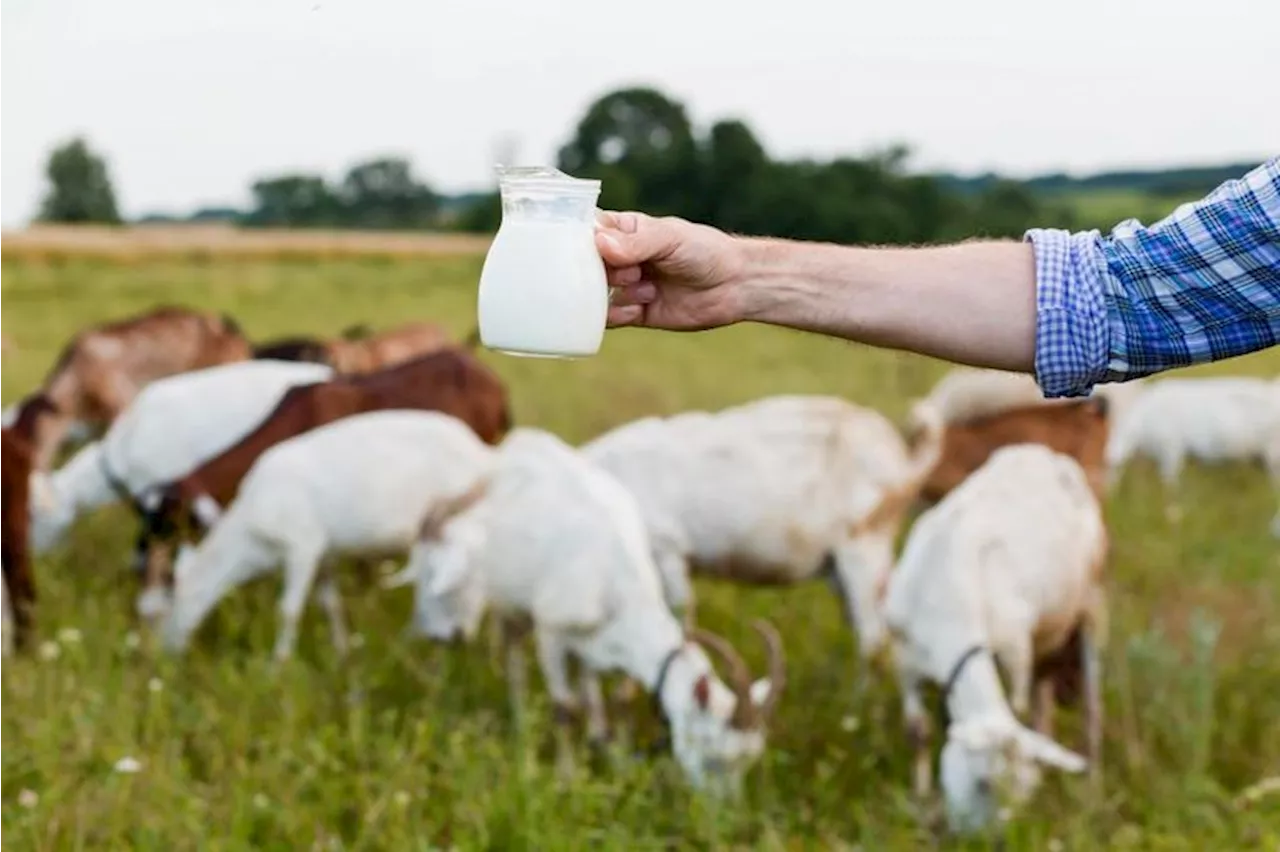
914, 396, 1111, 505
324, 321, 461, 375
25, 305, 253, 469
2, 421, 39, 650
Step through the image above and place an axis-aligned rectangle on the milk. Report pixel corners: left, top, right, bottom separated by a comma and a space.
476, 165, 609, 358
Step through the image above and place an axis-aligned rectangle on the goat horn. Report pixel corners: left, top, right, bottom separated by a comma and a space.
752, 619, 786, 721
688, 626, 755, 729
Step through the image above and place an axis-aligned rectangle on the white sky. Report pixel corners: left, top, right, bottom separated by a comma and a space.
3, 0, 1276, 225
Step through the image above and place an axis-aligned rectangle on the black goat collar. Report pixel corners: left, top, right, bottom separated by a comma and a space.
943, 644, 989, 702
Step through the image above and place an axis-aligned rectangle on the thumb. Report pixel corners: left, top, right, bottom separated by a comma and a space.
595, 211, 674, 267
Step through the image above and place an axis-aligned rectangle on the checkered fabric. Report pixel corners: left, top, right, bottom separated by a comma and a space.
1025, 156, 1280, 397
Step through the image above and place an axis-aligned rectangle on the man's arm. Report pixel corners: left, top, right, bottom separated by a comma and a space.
731, 238, 1039, 374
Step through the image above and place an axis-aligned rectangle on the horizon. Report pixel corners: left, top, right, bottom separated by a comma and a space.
4, 0, 1277, 226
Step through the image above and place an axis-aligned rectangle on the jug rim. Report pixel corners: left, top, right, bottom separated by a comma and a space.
495, 164, 601, 194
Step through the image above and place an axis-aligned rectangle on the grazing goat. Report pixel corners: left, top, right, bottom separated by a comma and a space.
581, 395, 941, 676
1105, 376, 1280, 526
14, 305, 253, 470
911, 396, 1111, 504
137, 347, 510, 606
882, 444, 1106, 835
404, 427, 785, 795
161, 411, 496, 661
0, 427, 36, 647
26, 362, 333, 613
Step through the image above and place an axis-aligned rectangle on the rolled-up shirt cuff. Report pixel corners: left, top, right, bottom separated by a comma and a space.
1023, 227, 1111, 398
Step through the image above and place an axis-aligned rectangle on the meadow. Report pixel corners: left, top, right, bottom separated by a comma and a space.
2, 242, 1278, 850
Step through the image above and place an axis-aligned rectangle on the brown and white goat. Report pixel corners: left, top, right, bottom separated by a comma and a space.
14, 305, 252, 470
910, 396, 1111, 505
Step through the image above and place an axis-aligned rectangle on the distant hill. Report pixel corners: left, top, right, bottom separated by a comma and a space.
935, 160, 1266, 198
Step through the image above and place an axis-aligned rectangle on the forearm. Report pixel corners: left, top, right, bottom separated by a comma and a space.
731, 237, 1038, 373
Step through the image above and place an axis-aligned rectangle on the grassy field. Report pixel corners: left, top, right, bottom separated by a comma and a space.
1051, 189, 1205, 232
2, 251, 1279, 850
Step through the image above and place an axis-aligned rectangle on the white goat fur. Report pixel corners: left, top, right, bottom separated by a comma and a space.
581, 394, 941, 658
883, 444, 1106, 834
908, 367, 1050, 429
162, 410, 495, 661
1104, 376, 1280, 530
28, 360, 333, 556
406, 427, 783, 794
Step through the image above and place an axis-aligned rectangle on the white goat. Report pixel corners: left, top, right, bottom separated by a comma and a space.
1104, 376, 1280, 527
404, 427, 785, 795
882, 444, 1106, 835
162, 410, 494, 661
581, 394, 941, 673
29, 360, 333, 560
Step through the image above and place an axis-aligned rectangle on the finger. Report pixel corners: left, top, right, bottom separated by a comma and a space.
606, 265, 643, 288
595, 209, 640, 234
607, 304, 644, 327
595, 214, 671, 267
608, 283, 657, 307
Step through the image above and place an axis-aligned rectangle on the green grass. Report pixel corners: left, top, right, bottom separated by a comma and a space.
3, 256, 1279, 850
1050, 189, 1206, 232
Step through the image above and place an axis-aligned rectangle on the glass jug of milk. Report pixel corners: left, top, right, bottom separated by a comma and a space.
476, 166, 609, 358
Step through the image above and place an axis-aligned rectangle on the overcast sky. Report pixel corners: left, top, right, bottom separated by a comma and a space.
3, 0, 1276, 226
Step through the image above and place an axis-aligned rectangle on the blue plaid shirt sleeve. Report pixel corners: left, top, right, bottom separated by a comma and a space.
1024, 156, 1280, 398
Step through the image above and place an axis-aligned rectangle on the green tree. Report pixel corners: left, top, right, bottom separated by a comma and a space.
557, 87, 700, 215
38, 137, 121, 224
243, 175, 341, 227
339, 157, 438, 229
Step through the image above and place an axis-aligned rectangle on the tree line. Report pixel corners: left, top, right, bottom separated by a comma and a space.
36, 86, 1263, 245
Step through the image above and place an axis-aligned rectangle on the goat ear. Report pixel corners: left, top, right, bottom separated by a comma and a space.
1015, 727, 1088, 773
947, 716, 1003, 751
692, 674, 711, 710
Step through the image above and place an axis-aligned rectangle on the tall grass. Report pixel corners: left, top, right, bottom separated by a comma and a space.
2, 256, 1278, 849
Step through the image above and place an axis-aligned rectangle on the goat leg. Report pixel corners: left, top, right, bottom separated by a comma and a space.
1082, 621, 1104, 789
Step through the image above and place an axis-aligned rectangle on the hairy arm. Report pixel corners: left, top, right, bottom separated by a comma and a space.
731, 238, 1038, 372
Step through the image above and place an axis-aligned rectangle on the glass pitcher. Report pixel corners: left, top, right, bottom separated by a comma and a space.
476, 166, 609, 358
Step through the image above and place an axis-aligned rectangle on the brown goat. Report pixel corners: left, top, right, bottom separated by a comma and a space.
136, 346, 512, 598
2, 398, 56, 651
914, 395, 1111, 505
325, 321, 464, 375
20, 305, 252, 470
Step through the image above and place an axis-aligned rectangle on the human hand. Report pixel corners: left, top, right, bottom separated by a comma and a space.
594, 211, 746, 331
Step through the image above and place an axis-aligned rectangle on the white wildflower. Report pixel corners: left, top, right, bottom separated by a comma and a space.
839, 715, 859, 733
393, 790, 411, 806
349, 633, 366, 650
18, 789, 38, 808
113, 756, 142, 774
58, 627, 82, 645
38, 640, 60, 661
148, 677, 163, 694
1048, 840, 1064, 852
124, 631, 141, 651
253, 793, 270, 809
